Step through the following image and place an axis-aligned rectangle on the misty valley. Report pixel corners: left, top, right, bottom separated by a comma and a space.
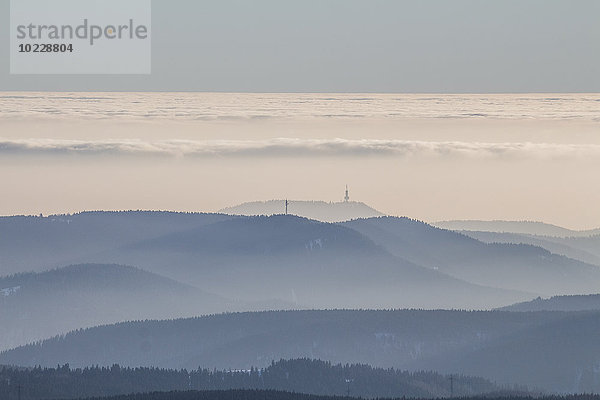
2, 207, 600, 399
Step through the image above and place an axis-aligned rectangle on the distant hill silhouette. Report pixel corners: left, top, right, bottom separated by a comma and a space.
433, 220, 600, 238
499, 294, 600, 312
220, 200, 383, 222
343, 217, 600, 296
458, 231, 600, 266
433, 221, 600, 265
3, 309, 599, 392
535, 234, 600, 265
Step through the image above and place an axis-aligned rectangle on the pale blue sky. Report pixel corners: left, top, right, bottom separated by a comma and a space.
1, 0, 599, 92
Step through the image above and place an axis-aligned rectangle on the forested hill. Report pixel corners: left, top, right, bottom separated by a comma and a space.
5, 309, 600, 393
0, 359, 501, 400
2, 309, 565, 370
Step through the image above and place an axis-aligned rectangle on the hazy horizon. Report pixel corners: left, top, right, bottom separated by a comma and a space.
2, 92, 600, 230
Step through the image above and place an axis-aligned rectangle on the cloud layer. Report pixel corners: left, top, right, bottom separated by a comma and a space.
1, 138, 599, 159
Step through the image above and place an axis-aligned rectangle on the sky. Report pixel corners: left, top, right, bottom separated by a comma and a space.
1, 0, 600, 92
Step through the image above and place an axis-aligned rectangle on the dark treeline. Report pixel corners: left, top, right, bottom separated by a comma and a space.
66, 389, 364, 400
0, 358, 503, 400
54, 391, 600, 400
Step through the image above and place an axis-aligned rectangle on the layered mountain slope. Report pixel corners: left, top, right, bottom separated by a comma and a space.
458, 230, 600, 266
106, 215, 527, 309
541, 234, 600, 263
343, 217, 600, 295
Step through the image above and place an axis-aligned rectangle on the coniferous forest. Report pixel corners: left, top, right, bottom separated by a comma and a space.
41, 392, 600, 400
0, 359, 506, 400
